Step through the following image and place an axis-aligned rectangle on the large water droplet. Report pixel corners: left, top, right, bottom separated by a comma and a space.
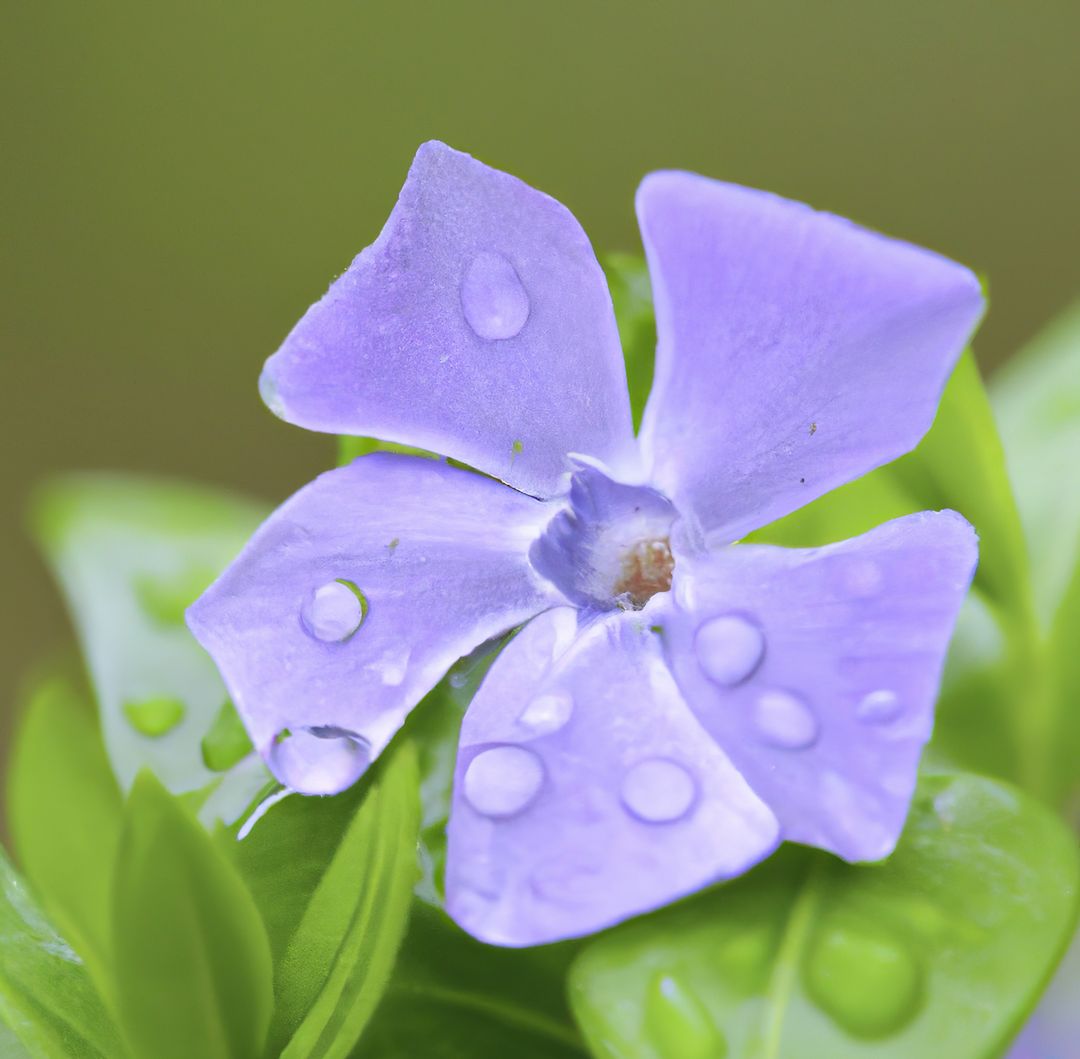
301, 579, 367, 642
621, 758, 697, 823
463, 745, 545, 817
694, 614, 765, 687
259, 363, 286, 418
753, 689, 818, 749
857, 689, 901, 724
269, 726, 371, 795
123, 696, 185, 737
804, 919, 924, 1038
460, 251, 530, 340
644, 973, 727, 1059
518, 690, 574, 735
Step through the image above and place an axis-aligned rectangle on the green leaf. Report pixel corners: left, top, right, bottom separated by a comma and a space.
992, 301, 1080, 626
31, 473, 267, 793
603, 254, 655, 431
570, 772, 1079, 1059
201, 699, 254, 772
223, 742, 421, 1059
6, 670, 123, 982
0, 846, 124, 1059
112, 771, 273, 1059
357, 902, 586, 1058
337, 435, 434, 466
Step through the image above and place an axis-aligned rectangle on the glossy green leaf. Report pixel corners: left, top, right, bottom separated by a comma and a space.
992, 301, 1080, 626
112, 772, 273, 1059
6, 670, 123, 982
570, 772, 1079, 1059
31, 473, 266, 793
0, 846, 124, 1059
603, 253, 655, 430
357, 902, 586, 1058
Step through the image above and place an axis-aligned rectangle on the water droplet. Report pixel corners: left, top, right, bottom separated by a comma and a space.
804, 919, 924, 1038
621, 759, 697, 823
460, 251, 530, 340
269, 726, 371, 795
123, 696, 185, 737
518, 690, 574, 735
644, 973, 727, 1059
753, 689, 817, 749
200, 700, 253, 772
259, 363, 286, 418
694, 614, 765, 686
301, 579, 367, 642
857, 689, 901, 724
463, 745, 544, 817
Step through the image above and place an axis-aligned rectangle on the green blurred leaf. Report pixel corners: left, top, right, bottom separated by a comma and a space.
112, 772, 273, 1059
337, 435, 434, 466
603, 254, 655, 431
357, 902, 586, 1058
31, 473, 267, 793
201, 699, 254, 772
0, 846, 125, 1059
570, 772, 1079, 1059
223, 742, 421, 1059
6, 670, 122, 982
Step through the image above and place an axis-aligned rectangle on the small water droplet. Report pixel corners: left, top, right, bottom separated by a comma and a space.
694, 614, 765, 687
753, 689, 818, 749
123, 696, 185, 737
804, 919, 924, 1038
259, 364, 286, 418
269, 726, 371, 795
644, 973, 726, 1059
621, 759, 697, 823
857, 689, 901, 724
518, 690, 574, 735
301, 579, 367, 642
460, 251, 530, 340
463, 745, 545, 817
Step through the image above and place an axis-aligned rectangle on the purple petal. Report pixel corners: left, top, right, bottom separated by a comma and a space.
187, 454, 562, 794
636, 172, 985, 541
261, 142, 638, 498
445, 607, 780, 946
662, 511, 977, 861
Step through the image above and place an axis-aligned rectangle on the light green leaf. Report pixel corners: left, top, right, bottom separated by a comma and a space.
992, 301, 1080, 626
31, 473, 266, 793
112, 772, 273, 1059
603, 254, 655, 431
357, 902, 586, 1058
6, 671, 122, 983
224, 742, 421, 1059
0, 846, 124, 1059
570, 772, 1079, 1059
201, 699, 254, 772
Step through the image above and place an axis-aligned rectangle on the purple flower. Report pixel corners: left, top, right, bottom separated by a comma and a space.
188, 141, 983, 946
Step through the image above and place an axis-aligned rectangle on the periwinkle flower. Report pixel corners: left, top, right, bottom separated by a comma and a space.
188, 142, 983, 946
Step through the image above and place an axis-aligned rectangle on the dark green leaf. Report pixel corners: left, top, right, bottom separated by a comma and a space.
6, 671, 123, 983
358, 902, 586, 1058
570, 772, 1079, 1059
31, 474, 266, 794
112, 772, 273, 1059
603, 254, 655, 430
0, 846, 124, 1059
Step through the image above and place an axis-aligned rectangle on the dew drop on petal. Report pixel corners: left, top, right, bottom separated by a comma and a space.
464, 746, 545, 818
694, 614, 765, 687
621, 759, 697, 823
857, 689, 901, 724
301, 579, 367, 642
258, 364, 286, 418
517, 690, 574, 735
460, 251, 530, 340
753, 689, 818, 749
841, 557, 884, 598
644, 972, 727, 1059
123, 696, 185, 737
269, 726, 371, 795
804, 919, 924, 1038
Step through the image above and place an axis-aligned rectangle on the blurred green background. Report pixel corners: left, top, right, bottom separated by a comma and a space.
3, 1, 1080, 746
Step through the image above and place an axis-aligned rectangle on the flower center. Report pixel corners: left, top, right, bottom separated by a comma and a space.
530, 464, 678, 611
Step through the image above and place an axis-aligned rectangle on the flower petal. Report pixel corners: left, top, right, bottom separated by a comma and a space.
635, 172, 985, 541
187, 454, 561, 795
262, 141, 638, 498
663, 511, 977, 861
445, 607, 780, 946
